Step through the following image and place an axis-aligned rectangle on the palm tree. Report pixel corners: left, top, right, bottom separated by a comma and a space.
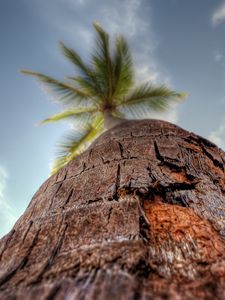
21, 23, 186, 173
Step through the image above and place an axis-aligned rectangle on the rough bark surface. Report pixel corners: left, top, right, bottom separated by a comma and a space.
1, 119, 225, 299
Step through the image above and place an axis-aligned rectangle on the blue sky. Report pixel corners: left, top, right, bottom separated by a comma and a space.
1, 0, 225, 237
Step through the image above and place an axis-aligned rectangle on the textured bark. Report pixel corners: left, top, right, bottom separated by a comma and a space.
1, 119, 225, 299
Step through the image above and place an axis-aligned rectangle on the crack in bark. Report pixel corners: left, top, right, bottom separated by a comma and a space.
147, 167, 157, 184
163, 160, 186, 172
107, 206, 113, 224
87, 198, 104, 205
0, 228, 41, 288
166, 194, 189, 207
184, 149, 201, 178
193, 135, 217, 148
42, 181, 50, 194
62, 189, 74, 209
64, 169, 68, 181
45, 284, 61, 300
75, 268, 98, 300
52, 166, 86, 186
118, 141, 125, 159
48, 182, 63, 210
154, 141, 163, 162
22, 220, 33, 243
31, 223, 68, 284
0, 259, 28, 289
20, 228, 41, 271
139, 216, 151, 243
130, 258, 153, 278
29, 197, 40, 220
114, 164, 121, 201
0, 229, 15, 262
202, 146, 224, 171
136, 180, 197, 203
154, 141, 186, 171
163, 181, 197, 192
99, 153, 109, 164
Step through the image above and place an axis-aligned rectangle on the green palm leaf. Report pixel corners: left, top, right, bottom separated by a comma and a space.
21, 70, 92, 106
112, 35, 134, 98
59, 42, 90, 76
67, 75, 103, 102
40, 107, 98, 125
92, 22, 113, 100
60, 42, 103, 97
119, 84, 186, 111
52, 115, 104, 173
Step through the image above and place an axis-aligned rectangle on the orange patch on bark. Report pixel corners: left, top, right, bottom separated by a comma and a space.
170, 171, 189, 183
143, 201, 225, 261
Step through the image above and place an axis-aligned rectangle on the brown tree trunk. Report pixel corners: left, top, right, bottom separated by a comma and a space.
103, 109, 125, 130
0, 119, 225, 300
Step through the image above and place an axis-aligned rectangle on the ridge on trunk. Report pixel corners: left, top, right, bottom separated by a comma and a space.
0, 119, 225, 300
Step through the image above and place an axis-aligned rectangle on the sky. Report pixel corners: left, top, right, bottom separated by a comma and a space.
1, 0, 225, 237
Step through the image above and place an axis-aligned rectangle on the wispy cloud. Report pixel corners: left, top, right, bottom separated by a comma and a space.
208, 121, 225, 150
212, 2, 225, 26
0, 166, 16, 237
29, 0, 179, 123
214, 50, 224, 63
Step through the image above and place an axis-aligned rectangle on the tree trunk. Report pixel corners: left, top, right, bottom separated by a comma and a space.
1, 119, 225, 300
103, 109, 124, 130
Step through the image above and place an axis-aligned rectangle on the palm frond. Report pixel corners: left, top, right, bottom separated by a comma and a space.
40, 107, 98, 125
118, 102, 150, 119
21, 70, 92, 106
59, 42, 90, 76
52, 115, 104, 173
92, 22, 113, 100
119, 84, 186, 111
60, 42, 105, 97
93, 23, 110, 65
67, 75, 103, 103
60, 42, 102, 94
113, 109, 125, 119
112, 35, 134, 98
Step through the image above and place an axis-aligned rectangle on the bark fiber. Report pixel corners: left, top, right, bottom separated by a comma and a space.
1, 119, 225, 299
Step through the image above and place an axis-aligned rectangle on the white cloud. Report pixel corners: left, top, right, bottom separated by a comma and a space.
31, 0, 168, 82
29, 0, 179, 125
208, 121, 225, 150
0, 166, 16, 238
212, 2, 225, 26
214, 50, 224, 62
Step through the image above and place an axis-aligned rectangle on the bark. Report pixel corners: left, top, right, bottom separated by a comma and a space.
1, 119, 225, 300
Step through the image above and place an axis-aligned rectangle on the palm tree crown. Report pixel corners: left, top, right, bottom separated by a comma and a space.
22, 23, 186, 173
